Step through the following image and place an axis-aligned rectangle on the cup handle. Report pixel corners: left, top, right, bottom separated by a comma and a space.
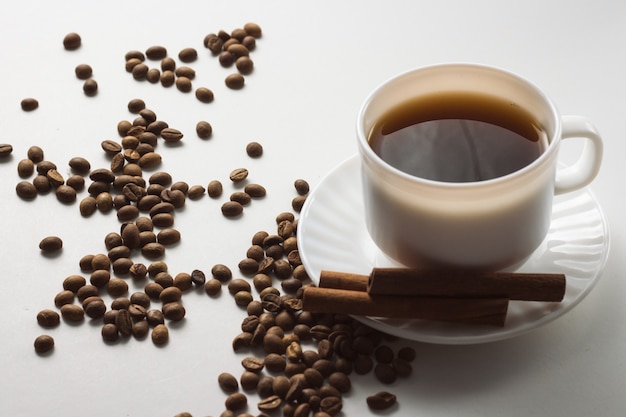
554, 115, 603, 195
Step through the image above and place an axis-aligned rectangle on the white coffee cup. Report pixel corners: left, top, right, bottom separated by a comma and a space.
356, 63, 603, 271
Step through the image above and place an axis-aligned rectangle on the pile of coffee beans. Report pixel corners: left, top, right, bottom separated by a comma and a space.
11, 24, 419, 417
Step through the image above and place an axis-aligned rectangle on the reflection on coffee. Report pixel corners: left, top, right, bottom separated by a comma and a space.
368, 91, 548, 182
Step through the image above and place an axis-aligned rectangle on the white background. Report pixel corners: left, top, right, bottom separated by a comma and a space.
1, 1, 625, 416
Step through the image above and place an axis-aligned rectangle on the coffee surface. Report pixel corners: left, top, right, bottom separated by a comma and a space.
368, 91, 547, 182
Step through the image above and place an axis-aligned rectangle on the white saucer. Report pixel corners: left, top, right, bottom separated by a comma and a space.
298, 155, 610, 344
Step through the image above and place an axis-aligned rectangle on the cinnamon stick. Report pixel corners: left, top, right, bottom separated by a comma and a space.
367, 268, 566, 302
302, 286, 509, 327
319, 270, 369, 292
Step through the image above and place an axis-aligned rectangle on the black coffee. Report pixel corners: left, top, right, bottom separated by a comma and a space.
368, 91, 548, 182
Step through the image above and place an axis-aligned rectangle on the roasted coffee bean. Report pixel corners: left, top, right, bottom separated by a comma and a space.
36, 160, 56, 176
159, 286, 182, 303
244, 183, 266, 198
74, 63, 93, 80
244, 22, 262, 38
151, 323, 169, 345
240, 371, 260, 391
374, 345, 395, 363
56, 185, 77, 203
292, 195, 307, 212
128, 303, 147, 320
26, 146, 44, 163
293, 403, 310, 417
225, 392, 247, 412
187, 185, 205, 199
62, 274, 86, 292
204, 278, 222, 296
391, 357, 413, 377
245, 141, 263, 158
229, 191, 250, 206
232, 332, 253, 351
117, 204, 139, 222
101, 323, 119, 342
257, 395, 282, 412
195, 87, 214, 103
83, 79, 98, 96
272, 375, 290, 400
54, 290, 75, 307
145, 45, 167, 60
211, 264, 232, 282
76, 284, 99, 302
207, 180, 223, 197
61, 304, 85, 322
161, 128, 184, 143
17, 159, 34, 177
175, 76, 192, 93
366, 391, 397, 410
397, 346, 417, 362
234, 291, 253, 306
132, 319, 150, 338
195, 121, 213, 139
172, 272, 192, 291
66, 175, 85, 191
163, 302, 185, 321
63, 32, 81, 50
127, 98, 146, 113
146, 68, 160, 83
242, 356, 265, 373
34, 335, 54, 353
37, 309, 60, 328
225, 73, 245, 89
16, 181, 37, 199
125, 58, 142, 72
320, 396, 342, 415
101, 139, 123, 155
138, 152, 162, 169
236, 56, 254, 75
219, 51, 235, 67
264, 352, 287, 373
374, 363, 397, 384
32, 174, 52, 192
157, 228, 181, 246
242, 36, 256, 51
154, 272, 174, 288
222, 201, 243, 217
89, 269, 110, 288
160, 70, 175, 86
146, 309, 164, 327
227, 43, 249, 58
229, 168, 249, 183
39, 236, 63, 252
263, 333, 285, 355
84, 299, 107, 319
108, 278, 129, 297
20, 97, 39, 111
218, 372, 239, 393
115, 309, 133, 336
328, 372, 351, 393
0, 143, 12, 156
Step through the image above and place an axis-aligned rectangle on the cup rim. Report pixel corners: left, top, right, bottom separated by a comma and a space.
356, 62, 562, 189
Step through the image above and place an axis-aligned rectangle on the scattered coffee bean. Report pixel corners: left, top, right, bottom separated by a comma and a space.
195, 87, 214, 103
63, 32, 81, 50
39, 236, 63, 252
222, 201, 243, 217
20, 98, 39, 111
16, 181, 37, 199
36, 309, 60, 328
207, 180, 223, 198
161, 128, 184, 143
218, 372, 239, 393
145, 45, 167, 60
151, 323, 169, 345
257, 395, 282, 412
61, 304, 85, 322
229, 168, 249, 182
366, 391, 397, 410
225, 392, 247, 411
236, 56, 254, 75
83, 79, 98, 96
294, 179, 310, 195
244, 22, 263, 38
101, 323, 119, 342
0, 144, 13, 157
245, 141, 263, 158
225, 73, 245, 89
176, 76, 192, 93
75, 64, 93, 79
34, 335, 54, 353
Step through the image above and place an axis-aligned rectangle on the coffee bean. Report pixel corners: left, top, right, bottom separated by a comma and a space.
225, 73, 245, 89
34, 335, 54, 353
39, 236, 63, 252
207, 180, 223, 198
176, 76, 192, 93
84, 299, 107, 319
145, 45, 167, 60
159, 286, 182, 304
61, 304, 85, 322
132, 319, 149, 339
222, 201, 243, 217
229, 168, 249, 183
163, 302, 186, 321
225, 392, 247, 412
320, 396, 342, 415
328, 372, 351, 393
219, 51, 235, 67
218, 372, 239, 393
56, 184, 77, 203
138, 152, 162, 169
240, 371, 260, 391
83, 79, 98, 96
16, 181, 37, 199
63, 32, 81, 50
156, 228, 181, 246
36, 309, 60, 328
187, 185, 205, 200
117, 204, 139, 222
195, 87, 214, 103
366, 391, 397, 410
292, 195, 307, 212
374, 363, 397, 384
0, 143, 12, 156
151, 323, 169, 345
294, 179, 310, 195
244, 183, 266, 198
160, 70, 175, 87
73, 63, 93, 80
232, 332, 253, 351
20, 97, 39, 111
397, 346, 417, 362
236, 56, 254, 75
16, 159, 33, 178
255, 395, 281, 413
161, 128, 184, 143
242, 36, 256, 51
244, 22, 262, 38
25, 146, 43, 163
145, 309, 164, 327
101, 323, 119, 342
66, 175, 85, 191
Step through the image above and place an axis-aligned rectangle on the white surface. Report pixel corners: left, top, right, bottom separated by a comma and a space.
298, 155, 610, 344
0, 1, 625, 416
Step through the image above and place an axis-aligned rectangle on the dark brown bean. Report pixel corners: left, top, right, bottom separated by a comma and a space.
207, 180, 222, 197
34, 335, 54, 353
151, 323, 169, 345
195, 87, 214, 103
236, 56, 254, 75
225, 73, 245, 89
61, 304, 85, 322
225, 392, 247, 411
16, 181, 37, 199
20, 97, 39, 111
244, 22, 262, 38
37, 309, 60, 327
63, 32, 81, 50
39, 236, 63, 252
83, 79, 98, 96
366, 391, 397, 410
218, 372, 239, 393
222, 201, 243, 217
145, 45, 167, 60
